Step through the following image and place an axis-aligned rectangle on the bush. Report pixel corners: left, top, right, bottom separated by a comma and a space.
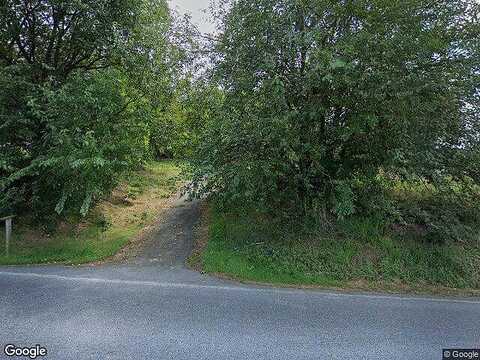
392, 178, 480, 243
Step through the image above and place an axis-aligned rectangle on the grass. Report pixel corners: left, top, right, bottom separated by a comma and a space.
0, 160, 185, 265
198, 206, 480, 295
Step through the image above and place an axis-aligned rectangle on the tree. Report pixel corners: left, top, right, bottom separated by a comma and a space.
195, 0, 480, 225
0, 0, 179, 219
0, 0, 139, 80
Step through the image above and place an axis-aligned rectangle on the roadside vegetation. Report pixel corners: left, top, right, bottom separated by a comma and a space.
195, 167, 480, 294
190, 0, 480, 294
0, 0, 203, 221
199, 204, 480, 295
0, 0, 205, 264
1, 0, 480, 294
0, 161, 184, 265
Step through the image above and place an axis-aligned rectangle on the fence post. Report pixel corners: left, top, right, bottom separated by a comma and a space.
1, 216, 15, 257
5, 217, 12, 257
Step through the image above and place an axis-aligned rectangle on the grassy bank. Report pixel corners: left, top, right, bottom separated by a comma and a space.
197, 206, 480, 295
0, 161, 184, 265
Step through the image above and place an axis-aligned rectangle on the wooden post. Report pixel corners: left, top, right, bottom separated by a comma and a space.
1, 216, 15, 257
5, 217, 12, 257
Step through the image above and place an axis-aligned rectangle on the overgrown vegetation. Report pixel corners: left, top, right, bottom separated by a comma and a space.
1, 0, 479, 291
200, 204, 480, 294
193, 0, 480, 244
188, 0, 480, 292
0, 161, 183, 265
0, 0, 198, 221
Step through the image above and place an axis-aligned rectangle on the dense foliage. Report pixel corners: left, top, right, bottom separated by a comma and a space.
2, 0, 479, 245
152, 79, 224, 159
194, 0, 480, 242
0, 0, 196, 219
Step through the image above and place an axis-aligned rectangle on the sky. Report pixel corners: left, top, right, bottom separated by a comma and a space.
169, 0, 215, 34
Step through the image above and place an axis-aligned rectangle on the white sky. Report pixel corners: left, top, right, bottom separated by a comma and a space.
169, 0, 215, 34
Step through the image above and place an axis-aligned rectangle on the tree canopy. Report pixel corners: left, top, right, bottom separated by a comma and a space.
192, 0, 480, 240
0, 0, 192, 219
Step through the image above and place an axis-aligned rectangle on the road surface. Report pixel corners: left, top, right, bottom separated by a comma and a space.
1, 198, 479, 360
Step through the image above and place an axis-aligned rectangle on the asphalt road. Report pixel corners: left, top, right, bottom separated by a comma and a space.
1, 199, 479, 360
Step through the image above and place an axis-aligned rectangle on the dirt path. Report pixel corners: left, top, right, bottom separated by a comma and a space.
108, 195, 202, 267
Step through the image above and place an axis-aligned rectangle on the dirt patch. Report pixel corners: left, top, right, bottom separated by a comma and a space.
95, 193, 180, 264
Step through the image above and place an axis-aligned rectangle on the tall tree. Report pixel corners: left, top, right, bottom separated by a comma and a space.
0, 0, 179, 218
195, 0, 480, 220
0, 0, 139, 80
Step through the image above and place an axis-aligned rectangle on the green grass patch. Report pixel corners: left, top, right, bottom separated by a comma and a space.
200, 207, 480, 293
0, 160, 185, 265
